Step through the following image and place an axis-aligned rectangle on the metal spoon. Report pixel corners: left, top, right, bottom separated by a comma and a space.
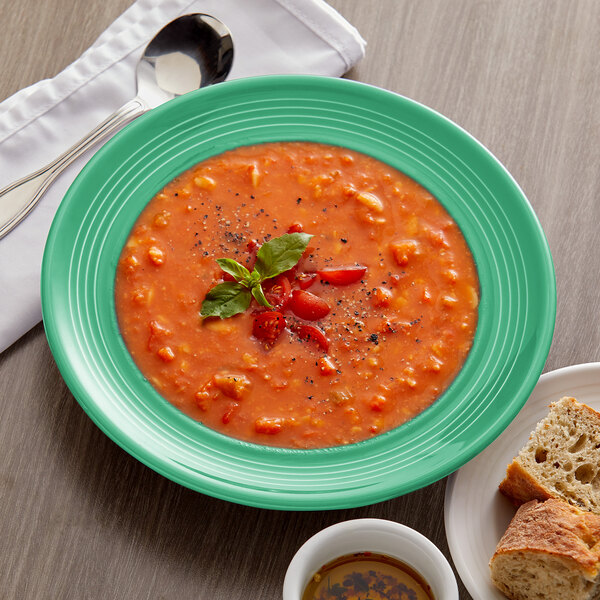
0, 13, 234, 240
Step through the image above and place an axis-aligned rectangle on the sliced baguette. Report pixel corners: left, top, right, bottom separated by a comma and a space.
490, 499, 600, 600
499, 397, 600, 514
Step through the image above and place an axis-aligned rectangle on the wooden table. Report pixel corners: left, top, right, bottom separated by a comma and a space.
2, 1, 599, 598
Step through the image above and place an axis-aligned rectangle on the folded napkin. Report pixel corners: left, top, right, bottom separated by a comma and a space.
0, 0, 365, 354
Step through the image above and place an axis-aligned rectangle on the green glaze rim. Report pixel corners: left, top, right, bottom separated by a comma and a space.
41, 75, 556, 510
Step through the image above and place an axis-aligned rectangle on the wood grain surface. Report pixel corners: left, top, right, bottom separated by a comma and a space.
1, 1, 600, 598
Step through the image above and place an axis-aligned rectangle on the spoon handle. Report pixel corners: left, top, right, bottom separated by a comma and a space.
0, 96, 147, 241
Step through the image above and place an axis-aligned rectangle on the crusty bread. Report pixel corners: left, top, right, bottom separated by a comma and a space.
499, 397, 600, 514
490, 499, 600, 600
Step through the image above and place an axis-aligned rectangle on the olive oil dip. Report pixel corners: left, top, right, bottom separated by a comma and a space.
302, 551, 434, 600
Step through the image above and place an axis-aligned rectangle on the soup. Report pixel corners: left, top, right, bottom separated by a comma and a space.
115, 142, 478, 448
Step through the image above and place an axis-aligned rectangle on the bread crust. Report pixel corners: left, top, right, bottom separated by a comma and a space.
498, 397, 600, 513
499, 461, 555, 505
492, 500, 600, 577
492, 399, 600, 599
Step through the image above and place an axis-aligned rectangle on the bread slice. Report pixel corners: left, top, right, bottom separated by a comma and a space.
490, 499, 600, 600
499, 397, 600, 514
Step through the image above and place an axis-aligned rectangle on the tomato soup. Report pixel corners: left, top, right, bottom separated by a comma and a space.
115, 142, 478, 448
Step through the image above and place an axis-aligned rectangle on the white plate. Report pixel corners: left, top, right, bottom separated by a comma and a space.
444, 362, 600, 599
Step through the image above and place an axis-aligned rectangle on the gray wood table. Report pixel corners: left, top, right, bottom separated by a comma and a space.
1, 1, 599, 598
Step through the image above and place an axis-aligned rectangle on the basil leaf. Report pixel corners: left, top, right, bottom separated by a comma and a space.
251, 284, 272, 308
216, 258, 252, 283
254, 232, 313, 280
200, 282, 252, 318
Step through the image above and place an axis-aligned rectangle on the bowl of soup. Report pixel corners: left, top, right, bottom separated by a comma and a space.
41, 75, 556, 510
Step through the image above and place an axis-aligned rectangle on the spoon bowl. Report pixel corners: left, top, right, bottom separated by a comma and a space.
0, 13, 234, 240
138, 14, 233, 107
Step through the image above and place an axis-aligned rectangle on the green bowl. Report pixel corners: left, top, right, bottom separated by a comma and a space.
41, 75, 556, 510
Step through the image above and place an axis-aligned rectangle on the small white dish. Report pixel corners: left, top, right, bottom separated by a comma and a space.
444, 362, 600, 599
283, 518, 458, 600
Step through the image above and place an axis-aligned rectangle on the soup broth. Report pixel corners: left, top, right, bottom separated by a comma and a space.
115, 142, 478, 448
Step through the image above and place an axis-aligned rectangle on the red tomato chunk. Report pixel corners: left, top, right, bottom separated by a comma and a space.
289, 290, 330, 321
292, 323, 330, 352
296, 272, 317, 289
252, 311, 286, 344
264, 275, 291, 310
317, 265, 367, 285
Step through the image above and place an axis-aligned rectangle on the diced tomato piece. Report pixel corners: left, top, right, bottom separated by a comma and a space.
264, 275, 292, 309
292, 323, 330, 352
318, 356, 337, 375
297, 272, 317, 290
245, 238, 260, 270
390, 240, 419, 266
194, 386, 213, 411
246, 239, 260, 253
289, 290, 330, 320
255, 417, 283, 434
147, 320, 171, 352
287, 222, 304, 233
369, 395, 387, 412
372, 286, 393, 307
148, 246, 165, 265
212, 372, 251, 399
222, 402, 240, 424
317, 265, 367, 285
252, 311, 286, 344
157, 346, 175, 362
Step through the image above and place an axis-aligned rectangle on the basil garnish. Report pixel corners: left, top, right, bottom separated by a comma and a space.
200, 232, 312, 319
200, 282, 252, 319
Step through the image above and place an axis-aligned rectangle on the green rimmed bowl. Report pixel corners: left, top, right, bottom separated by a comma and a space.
41, 75, 556, 510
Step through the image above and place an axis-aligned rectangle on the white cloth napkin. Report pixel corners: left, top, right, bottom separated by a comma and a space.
0, 0, 365, 354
